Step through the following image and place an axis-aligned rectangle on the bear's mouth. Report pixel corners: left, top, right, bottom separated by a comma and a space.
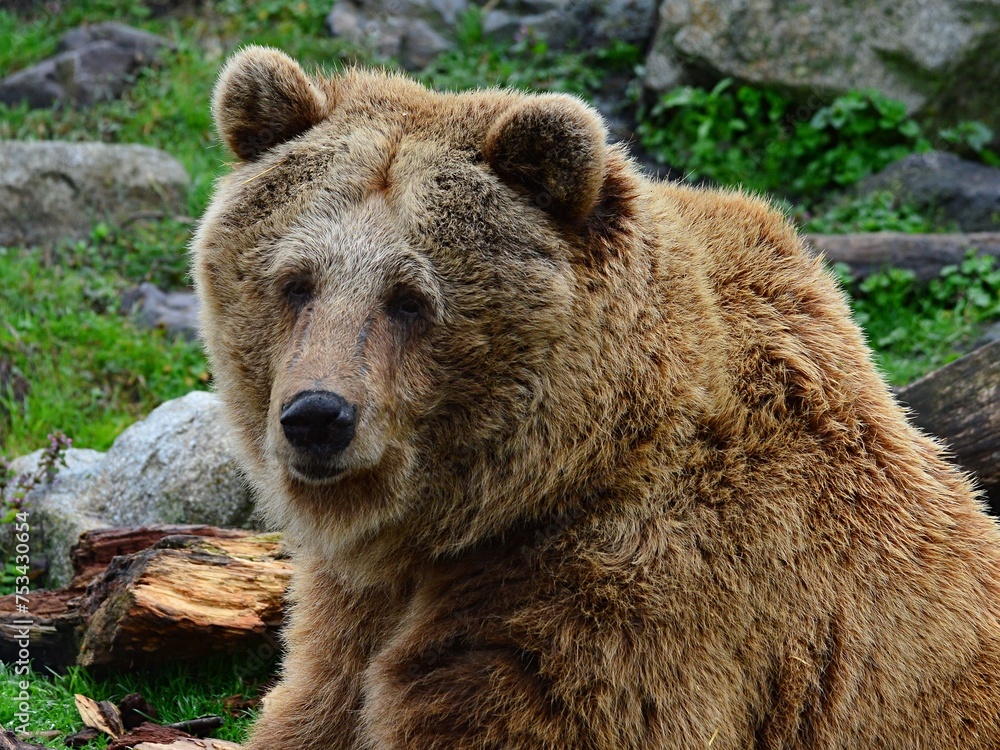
286, 459, 348, 485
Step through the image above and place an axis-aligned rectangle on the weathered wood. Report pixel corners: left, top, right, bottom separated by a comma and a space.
0, 730, 49, 750
77, 533, 291, 669
134, 739, 243, 750
897, 340, 1000, 511
808, 232, 1000, 282
0, 525, 259, 670
71, 525, 253, 582
106, 723, 194, 750
0, 587, 85, 668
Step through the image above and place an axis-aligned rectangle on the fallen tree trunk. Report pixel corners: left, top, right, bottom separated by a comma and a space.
77, 532, 290, 669
897, 340, 1000, 513
808, 232, 1000, 282
0, 526, 290, 671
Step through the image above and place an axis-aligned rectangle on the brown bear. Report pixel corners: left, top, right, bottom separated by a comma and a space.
193, 46, 1000, 749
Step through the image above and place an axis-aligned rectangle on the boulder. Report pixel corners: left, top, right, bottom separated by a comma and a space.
854, 152, 1000, 233
5, 391, 256, 587
644, 0, 1000, 144
0, 141, 189, 247
0, 22, 173, 109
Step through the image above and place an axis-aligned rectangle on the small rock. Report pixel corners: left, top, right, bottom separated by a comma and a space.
121, 282, 200, 340
0, 23, 172, 109
0, 141, 189, 248
856, 151, 1000, 233
58, 21, 174, 60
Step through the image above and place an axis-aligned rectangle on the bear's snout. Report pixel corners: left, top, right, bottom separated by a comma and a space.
280, 390, 358, 458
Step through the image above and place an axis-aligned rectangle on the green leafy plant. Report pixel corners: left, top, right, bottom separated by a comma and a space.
638, 80, 930, 200
838, 251, 1000, 384
938, 120, 1000, 166
800, 191, 944, 234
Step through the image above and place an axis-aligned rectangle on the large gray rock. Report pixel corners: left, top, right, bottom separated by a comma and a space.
5, 391, 256, 586
327, 0, 656, 69
644, 0, 1000, 140
0, 141, 189, 247
856, 152, 1000, 233
0, 22, 173, 109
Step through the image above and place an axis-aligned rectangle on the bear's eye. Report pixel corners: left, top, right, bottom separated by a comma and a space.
283, 278, 313, 312
386, 289, 425, 325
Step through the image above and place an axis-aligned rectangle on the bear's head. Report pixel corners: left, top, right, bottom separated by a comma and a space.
194, 47, 669, 576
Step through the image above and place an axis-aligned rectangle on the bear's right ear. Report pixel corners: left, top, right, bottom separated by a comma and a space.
212, 46, 329, 161
484, 94, 607, 223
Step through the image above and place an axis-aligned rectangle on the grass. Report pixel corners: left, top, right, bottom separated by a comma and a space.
0, 244, 208, 456
0, 658, 269, 746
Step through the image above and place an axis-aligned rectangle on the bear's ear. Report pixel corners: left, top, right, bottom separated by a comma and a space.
212, 46, 329, 161
484, 95, 607, 223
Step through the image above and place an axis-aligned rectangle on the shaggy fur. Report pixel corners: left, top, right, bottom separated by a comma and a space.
193, 46, 1000, 749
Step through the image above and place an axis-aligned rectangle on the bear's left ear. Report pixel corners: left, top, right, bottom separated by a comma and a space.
212, 46, 329, 161
484, 95, 607, 223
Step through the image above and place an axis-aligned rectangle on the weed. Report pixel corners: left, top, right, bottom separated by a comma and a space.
637, 80, 930, 200
800, 191, 945, 234
837, 251, 1000, 384
418, 7, 635, 97
0, 431, 70, 594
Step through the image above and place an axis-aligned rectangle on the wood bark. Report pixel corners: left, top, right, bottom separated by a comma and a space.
76, 532, 290, 669
0, 526, 289, 671
897, 340, 1000, 512
808, 232, 1000, 282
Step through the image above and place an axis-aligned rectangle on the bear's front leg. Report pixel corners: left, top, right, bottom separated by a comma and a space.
361, 646, 583, 749
245, 566, 404, 750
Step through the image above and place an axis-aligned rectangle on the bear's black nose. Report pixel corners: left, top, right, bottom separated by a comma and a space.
280, 390, 357, 455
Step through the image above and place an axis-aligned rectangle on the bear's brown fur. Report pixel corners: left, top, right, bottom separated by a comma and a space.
193, 46, 1000, 749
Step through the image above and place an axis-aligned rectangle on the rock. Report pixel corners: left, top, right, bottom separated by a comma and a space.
855, 152, 1000, 233
328, 0, 454, 69
644, 0, 1000, 144
327, 0, 657, 68
58, 21, 174, 60
88, 391, 255, 530
0, 141, 189, 248
5, 392, 256, 587
5, 448, 108, 588
121, 283, 200, 340
807, 232, 1000, 283
0, 22, 173, 109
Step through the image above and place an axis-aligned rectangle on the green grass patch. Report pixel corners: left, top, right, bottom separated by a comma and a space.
0, 658, 267, 748
0, 244, 208, 456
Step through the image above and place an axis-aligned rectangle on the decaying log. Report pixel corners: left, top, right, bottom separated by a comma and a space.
0, 730, 49, 750
134, 739, 242, 750
0, 586, 86, 668
77, 532, 290, 669
808, 232, 1000, 282
0, 526, 288, 671
898, 340, 1000, 512
71, 525, 253, 582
